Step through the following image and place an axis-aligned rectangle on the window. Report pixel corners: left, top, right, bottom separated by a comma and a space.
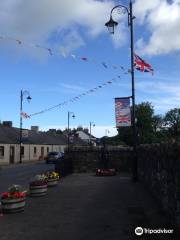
34, 147, 37, 156
21, 146, 24, 155
47, 147, 49, 153
0, 146, 4, 157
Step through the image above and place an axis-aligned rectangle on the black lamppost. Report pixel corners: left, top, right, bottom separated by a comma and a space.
67, 111, 75, 150
105, 1, 138, 181
89, 121, 95, 145
20, 90, 32, 163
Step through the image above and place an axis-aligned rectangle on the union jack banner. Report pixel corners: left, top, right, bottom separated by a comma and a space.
134, 53, 154, 74
21, 112, 30, 119
115, 97, 131, 127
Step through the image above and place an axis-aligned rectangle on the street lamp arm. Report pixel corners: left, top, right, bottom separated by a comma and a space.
110, 4, 129, 16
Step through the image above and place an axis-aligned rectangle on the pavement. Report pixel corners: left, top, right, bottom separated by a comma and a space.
0, 173, 178, 240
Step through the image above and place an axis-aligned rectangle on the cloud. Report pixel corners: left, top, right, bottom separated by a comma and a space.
58, 30, 85, 55
134, 0, 180, 55
2, 1, 180, 57
0, 0, 115, 55
136, 78, 180, 112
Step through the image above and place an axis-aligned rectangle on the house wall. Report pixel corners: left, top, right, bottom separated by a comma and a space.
76, 131, 96, 146
76, 131, 90, 142
0, 143, 67, 165
0, 144, 9, 164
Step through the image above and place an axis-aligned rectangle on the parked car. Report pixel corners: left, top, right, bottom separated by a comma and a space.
45, 151, 64, 164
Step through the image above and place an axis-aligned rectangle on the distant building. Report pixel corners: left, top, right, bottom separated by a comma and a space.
0, 122, 69, 165
76, 128, 97, 146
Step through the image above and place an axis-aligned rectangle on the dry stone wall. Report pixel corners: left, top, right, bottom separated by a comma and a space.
65, 146, 132, 173
137, 142, 180, 225
64, 143, 180, 226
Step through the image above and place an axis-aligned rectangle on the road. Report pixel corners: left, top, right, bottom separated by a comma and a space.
0, 161, 54, 193
0, 163, 178, 240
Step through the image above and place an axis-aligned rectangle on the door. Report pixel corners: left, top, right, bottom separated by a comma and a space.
41, 147, 44, 160
10, 146, 15, 164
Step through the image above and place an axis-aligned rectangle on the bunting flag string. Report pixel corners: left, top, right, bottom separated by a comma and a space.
0, 35, 130, 74
21, 112, 30, 119
28, 76, 121, 118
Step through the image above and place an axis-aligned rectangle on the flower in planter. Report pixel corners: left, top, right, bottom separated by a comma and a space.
44, 171, 60, 187
29, 174, 48, 186
1, 184, 27, 213
1, 185, 26, 200
45, 171, 60, 180
29, 174, 48, 197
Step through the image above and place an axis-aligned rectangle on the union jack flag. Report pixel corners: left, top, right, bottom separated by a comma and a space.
134, 53, 154, 75
21, 112, 30, 119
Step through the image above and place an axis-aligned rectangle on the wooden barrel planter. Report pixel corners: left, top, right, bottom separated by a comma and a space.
1, 197, 26, 213
47, 178, 59, 187
29, 182, 47, 197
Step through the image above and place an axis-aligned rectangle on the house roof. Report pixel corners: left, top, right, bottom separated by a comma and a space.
0, 125, 66, 145
76, 130, 96, 139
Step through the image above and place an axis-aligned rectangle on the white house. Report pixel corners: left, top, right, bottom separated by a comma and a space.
0, 122, 68, 165
76, 128, 97, 146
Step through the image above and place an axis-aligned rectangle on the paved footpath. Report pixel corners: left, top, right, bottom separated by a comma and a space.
0, 173, 178, 240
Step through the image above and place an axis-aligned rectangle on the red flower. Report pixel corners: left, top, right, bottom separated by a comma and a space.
13, 192, 20, 198
19, 192, 26, 198
1, 192, 9, 199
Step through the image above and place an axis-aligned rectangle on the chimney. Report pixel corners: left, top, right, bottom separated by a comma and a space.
84, 128, 89, 133
31, 126, 39, 132
3, 121, 13, 127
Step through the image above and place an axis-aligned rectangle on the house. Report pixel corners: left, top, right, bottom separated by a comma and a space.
75, 127, 98, 146
0, 121, 68, 165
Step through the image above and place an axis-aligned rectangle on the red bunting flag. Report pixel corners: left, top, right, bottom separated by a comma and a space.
21, 112, 30, 119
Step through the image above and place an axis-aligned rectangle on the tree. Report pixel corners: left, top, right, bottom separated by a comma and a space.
152, 114, 163, 133
117, 102, 156, 145
164, 108, 180, 137
135, 102, 154, 143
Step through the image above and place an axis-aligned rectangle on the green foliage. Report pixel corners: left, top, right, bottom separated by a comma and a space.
164, 108, 180, 137
115, 102, 173, 146
135, 102, 154, 144
101, 135, 127, 146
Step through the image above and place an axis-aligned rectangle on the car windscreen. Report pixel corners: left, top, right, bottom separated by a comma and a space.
48, 152, 58, 156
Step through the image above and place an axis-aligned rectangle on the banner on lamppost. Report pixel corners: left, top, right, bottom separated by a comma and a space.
115, 97, 131, 127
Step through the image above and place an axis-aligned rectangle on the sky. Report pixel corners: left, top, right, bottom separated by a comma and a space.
0, 0, 180, 137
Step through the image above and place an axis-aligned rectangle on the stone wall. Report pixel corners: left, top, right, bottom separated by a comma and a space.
137, 142, 180, 225
65, 146, 132, 173
65, 143, 180, 226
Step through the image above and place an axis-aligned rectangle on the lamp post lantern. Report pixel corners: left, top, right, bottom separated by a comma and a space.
105, 1, 138, 181
20, 90, 32, 164
67, 111, 75, 150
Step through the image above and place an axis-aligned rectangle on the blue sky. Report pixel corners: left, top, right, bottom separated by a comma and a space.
0, 0, 180, 137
